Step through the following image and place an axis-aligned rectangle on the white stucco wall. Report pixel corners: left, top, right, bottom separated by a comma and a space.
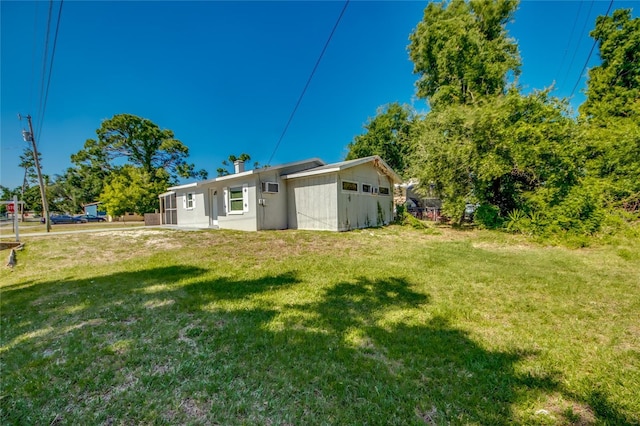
255, 170, 288, 230
175, 189, 210, 228
216, 178, 259, 231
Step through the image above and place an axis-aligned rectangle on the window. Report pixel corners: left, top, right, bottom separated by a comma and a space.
184, 192, 195, 210
229, 187, 244, 212
261, 182, 279, 193
224, 184, 249, 214
362, 183, 371, 193
342, 181, 358, 192
379, 186, 390, 195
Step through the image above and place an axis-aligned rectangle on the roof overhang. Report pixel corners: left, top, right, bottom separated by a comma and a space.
284, 155, 402, 183
168, 157, 326, 191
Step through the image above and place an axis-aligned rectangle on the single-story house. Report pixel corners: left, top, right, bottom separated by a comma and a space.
159, 155, 401, 232
397, 181, 443, 221
82, 202, 105, 216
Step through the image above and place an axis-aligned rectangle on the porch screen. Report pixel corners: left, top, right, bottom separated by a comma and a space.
161, 193, 177, 225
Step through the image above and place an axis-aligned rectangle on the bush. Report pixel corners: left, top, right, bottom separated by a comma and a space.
474, 204, 503, 229
402, 212, 430, 229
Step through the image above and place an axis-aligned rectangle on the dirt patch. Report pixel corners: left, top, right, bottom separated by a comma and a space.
472, 242, 533, 252
533, 393, 596, 425
0, 241, 22, 251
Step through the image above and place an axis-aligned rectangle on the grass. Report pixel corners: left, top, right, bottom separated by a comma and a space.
1, 225, 639, 425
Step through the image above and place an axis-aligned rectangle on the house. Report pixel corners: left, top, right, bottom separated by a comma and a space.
82, 202, 105, 216
159, 155, 401, 232
397, 181, 443, 221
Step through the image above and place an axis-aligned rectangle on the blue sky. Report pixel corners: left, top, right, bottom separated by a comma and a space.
1, 0, 636, 190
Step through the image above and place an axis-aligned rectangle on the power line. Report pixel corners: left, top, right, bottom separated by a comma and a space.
569, 0, 615, 98
554, 0, 583, 85
266, 0, 350, 165
36, 0, 54, 139
37, 0, 64, 141
28, 1, 40, 114
560, 0, 594, 90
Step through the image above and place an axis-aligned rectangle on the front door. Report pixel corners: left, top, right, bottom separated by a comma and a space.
209, 188, 218, 227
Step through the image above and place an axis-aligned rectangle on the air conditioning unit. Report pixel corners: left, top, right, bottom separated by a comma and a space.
261, 182, 279, 193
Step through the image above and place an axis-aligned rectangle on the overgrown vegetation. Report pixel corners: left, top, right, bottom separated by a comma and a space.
1, 227, 638, 424
347, 0, 639, 239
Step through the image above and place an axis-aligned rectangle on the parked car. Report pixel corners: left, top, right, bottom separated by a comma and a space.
50, 214, 85, 224
76, 214, 106, 222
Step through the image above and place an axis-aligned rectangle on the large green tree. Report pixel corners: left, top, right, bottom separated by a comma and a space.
580, 9, 640, 121
579, 9, 640, 213
66, 114, 208, 214
411, 90, 579, 224
72, 114, 208, 183
408, 0, 520, 109
345, 103, 415, 177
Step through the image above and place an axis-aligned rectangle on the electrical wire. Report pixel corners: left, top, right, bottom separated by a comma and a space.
554, 0, 583, 85
35, 0, 54, 139
569, 0, 614, 98
28, 1, 40, 115
266, 0, 350, 165
560, 0, 595, 90
37, 0, 64, 142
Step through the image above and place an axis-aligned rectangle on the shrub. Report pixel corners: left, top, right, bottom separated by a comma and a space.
474, 204, 503, 229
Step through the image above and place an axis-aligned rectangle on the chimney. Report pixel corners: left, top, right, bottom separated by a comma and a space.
234, 160, 245, 174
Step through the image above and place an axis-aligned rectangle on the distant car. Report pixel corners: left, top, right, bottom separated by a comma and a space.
50, 214, 85, 224
76, 214, 106, 222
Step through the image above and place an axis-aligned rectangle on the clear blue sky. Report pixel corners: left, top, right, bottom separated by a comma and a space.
1, 0, 636, 190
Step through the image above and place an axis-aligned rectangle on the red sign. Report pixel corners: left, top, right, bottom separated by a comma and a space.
7, 203, 15, 213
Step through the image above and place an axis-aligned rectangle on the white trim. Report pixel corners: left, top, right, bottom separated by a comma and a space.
168, 182, 198, 191
185, 192, 195, 210
227, 185, 247, 215
243, 183, 249, 212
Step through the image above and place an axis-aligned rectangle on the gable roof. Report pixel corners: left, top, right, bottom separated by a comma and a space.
283, 155, 402, 183
168, 157, 325, 191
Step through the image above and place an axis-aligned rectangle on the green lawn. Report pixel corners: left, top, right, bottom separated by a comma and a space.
1, 226, 638, 425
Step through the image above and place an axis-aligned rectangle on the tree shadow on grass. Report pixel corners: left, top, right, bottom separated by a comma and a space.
2, 270, 634, 424
1, 266, 304, 425
155, 276, 565, 424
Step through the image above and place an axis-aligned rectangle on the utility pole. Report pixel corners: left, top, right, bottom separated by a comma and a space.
19, 114, 51, 232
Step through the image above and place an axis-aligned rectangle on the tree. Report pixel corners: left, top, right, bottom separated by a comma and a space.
580, 9, 640, 121
408, 0, 520, 109
100, 166, 171, 217
72, 114, 208, 183
579, 9, 640, 213
345, 103, 416, 177
50, 167, 102, 214
18, 147, 41, 186
411, 90, 579, 224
